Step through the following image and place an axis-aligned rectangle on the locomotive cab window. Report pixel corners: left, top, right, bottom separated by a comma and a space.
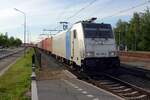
73, 30, 77, 39
83, 23, 114, 38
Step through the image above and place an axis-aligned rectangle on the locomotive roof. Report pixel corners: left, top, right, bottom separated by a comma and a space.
74, 20, 111, 26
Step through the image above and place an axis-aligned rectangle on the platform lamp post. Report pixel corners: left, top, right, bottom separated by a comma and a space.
14, 8, 26, 57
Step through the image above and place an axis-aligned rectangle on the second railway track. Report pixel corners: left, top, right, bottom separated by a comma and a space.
0, 48, 24, 60
83, 73, 150, 100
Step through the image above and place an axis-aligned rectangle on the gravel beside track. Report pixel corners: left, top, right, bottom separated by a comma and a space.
36, 49, 71, 80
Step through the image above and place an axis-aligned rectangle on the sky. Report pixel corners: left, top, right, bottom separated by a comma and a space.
0, 0, 149, 43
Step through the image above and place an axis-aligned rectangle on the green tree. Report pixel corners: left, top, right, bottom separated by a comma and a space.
114, 8, 150, 51
138, 9, 150, 51
128, 12, 141, 50
0, 33, 22, 48
0, 33, 9, 47
114, 19, 129, 50
9, 36, 15, 46
14, 38, 22, 47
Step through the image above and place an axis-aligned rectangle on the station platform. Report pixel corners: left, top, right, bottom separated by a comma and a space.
37, 78, 122, 100
120, 54, 150, 71
34, 49, 123, 100
121, 61, 150, 71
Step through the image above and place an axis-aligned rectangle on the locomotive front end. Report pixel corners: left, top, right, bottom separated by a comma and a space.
82, 22, 120, 71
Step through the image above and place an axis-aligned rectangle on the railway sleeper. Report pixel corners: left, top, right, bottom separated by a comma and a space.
105, 83, 121, 87
119, 91, 138, 96
117, 90, 137, 95
99, 81, 115, 85
99, 79, 113, 82
120, 92, 145, 98
125, 94, 147, 100
110, 86, 126, 90
113, 88, 132, 93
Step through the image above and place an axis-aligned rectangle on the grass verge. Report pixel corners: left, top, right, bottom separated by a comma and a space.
0, 48, 33, 100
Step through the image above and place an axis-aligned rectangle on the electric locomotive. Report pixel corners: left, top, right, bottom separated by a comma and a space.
52, 18, 120, 72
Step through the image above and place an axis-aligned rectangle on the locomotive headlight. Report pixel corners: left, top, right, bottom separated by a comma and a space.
109, 51, 116, 56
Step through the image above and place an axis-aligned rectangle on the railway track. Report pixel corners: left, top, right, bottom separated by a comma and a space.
85, 73, 150, 100
68, 68, 150, 99
0, 48, 24, 60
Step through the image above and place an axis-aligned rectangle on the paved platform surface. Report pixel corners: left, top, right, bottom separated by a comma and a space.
35, 49, 122, 100
37, 78, 122, 100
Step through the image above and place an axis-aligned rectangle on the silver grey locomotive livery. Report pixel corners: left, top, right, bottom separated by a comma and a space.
52, 18, 120, 72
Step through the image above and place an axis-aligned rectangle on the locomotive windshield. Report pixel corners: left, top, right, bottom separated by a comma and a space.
83, 23, 113, 38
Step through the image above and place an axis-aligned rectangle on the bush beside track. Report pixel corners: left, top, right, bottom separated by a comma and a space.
0, 48, 33, 100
